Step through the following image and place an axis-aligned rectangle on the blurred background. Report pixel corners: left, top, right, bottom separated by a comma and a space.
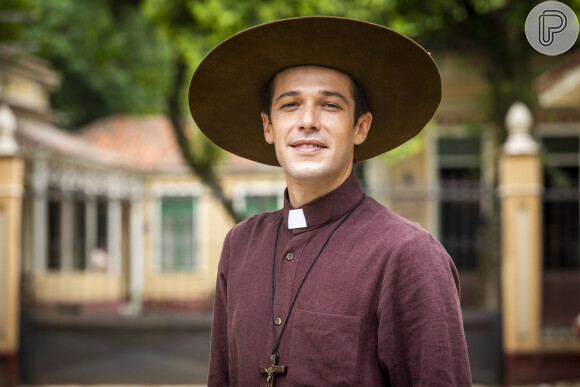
0, 0, 579, 386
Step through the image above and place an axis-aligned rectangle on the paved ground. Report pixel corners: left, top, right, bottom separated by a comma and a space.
20, 312, 212, 385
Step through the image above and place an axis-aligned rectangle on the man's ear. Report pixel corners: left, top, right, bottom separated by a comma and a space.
353, 112, 372, 146
262, 112, 275, 144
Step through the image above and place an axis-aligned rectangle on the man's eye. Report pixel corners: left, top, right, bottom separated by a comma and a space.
282, 102, 297, 108
324, 103, 340, 109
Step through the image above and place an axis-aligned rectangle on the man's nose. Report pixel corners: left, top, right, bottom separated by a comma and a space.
299, 104, 320, 131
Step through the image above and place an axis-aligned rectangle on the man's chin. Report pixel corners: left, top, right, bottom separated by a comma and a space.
282, 161, 329, 180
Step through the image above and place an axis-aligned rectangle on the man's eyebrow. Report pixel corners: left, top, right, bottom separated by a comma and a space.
320, 90, 349, 104
274, 90, 350, 104
275, 90, 300, 103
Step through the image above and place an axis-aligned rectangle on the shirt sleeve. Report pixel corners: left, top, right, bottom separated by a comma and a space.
207, 230, 232, 386
377, 231, 472, 386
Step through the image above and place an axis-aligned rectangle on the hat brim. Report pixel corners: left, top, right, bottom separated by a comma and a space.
189, 16, 441, 166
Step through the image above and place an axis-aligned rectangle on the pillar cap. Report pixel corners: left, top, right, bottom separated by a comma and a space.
504, 101, 538, 155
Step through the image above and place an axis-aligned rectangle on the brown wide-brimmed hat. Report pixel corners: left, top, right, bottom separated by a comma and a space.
189, 16, 441, 166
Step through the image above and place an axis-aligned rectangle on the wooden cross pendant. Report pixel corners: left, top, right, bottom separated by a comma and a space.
258, 353, 287, 387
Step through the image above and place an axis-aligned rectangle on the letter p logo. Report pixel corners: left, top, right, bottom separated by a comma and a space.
525, 1, 579, 56
539, 10, 567, 46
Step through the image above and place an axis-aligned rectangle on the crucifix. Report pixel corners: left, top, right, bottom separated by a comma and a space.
258, 353, 287, 387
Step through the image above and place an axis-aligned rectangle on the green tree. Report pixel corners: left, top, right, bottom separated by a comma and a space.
26, 0, 173, 128
0, 0, 32, 46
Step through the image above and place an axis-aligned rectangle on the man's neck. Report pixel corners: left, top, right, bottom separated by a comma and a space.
286, 168, 353, 208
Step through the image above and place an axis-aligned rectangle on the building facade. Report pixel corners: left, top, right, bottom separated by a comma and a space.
1, 48, 580, 385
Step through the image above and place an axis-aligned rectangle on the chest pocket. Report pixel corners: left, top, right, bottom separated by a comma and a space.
288, 309, 361, 387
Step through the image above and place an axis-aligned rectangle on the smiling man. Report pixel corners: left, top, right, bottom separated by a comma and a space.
189, 16, 472, 386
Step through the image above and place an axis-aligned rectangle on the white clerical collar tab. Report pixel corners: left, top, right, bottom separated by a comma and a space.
288, 209, 307, 229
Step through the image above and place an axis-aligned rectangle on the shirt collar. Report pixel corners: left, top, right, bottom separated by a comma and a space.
282, 170, 364, 234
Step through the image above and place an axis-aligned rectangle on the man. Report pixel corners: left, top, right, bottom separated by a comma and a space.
189, 16, 472, 386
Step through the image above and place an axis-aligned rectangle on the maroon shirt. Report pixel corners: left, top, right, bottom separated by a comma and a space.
208, 171, 472, 386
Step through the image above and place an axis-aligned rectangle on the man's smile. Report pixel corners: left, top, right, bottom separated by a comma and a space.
290, 139, 327, 152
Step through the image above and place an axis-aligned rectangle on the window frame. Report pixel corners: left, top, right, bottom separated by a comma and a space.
233, 180, 286, 219
151, 182, 203, 274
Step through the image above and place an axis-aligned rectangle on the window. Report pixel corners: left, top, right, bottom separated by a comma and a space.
96, 199, 108, 251
233, 181, 285, 219
437, 137, 482, 270
542, 136, 579, 269
244, 194, 279, 218
541, 135, 580, 335
159, 197, 198, 272
47, 197, 61, 270
73, 199, 86, 270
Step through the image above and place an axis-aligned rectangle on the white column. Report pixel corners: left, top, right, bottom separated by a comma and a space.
85, 198, 97, 270
107, 199, 122, 274
500, 101, 542, 351
60, 195, 74, 271
32, 159, 48, 273
0, 104, 18, 155
129, 198, 144, 313
364, 157, 389, 207
426, 127, 439, 237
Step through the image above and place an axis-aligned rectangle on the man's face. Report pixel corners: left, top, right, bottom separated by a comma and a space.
262, 66, 371, 186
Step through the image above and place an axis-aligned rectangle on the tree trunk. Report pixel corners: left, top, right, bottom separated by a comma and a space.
167, 57, 244, 224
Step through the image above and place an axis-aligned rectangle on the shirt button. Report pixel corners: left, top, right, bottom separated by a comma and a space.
286, 253, 294, 261
275, 317, 282, 326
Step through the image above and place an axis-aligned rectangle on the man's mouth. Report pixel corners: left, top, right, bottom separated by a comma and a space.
291, 140, 326, 149
295, 144, 321, 149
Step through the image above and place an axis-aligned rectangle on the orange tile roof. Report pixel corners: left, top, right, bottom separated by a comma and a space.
80, 114, 282, 174
77, 114, 286, 177
80, 115, 186, 172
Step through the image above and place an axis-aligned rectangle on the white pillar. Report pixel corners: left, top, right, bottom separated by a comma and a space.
500, 101, 542, 351
107, 199, 122, 274
363, 157, 389, 207
426, 127, 439, 237
0, 103, 24, 355
85, 198, 97, 270
32, 159, 48, 273
129, 198, 144, 313
0, 104, 18, 155
60, 194, 74, 271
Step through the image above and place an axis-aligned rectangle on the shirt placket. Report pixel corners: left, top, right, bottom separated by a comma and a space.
272, 228, 312, 356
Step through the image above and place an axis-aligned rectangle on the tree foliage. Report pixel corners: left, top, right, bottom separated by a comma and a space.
0, 0, 32, 45
12, 0, 580, 227
25, 0, 174, 129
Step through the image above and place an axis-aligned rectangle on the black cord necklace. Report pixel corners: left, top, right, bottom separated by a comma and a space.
269, 194, 366, 357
